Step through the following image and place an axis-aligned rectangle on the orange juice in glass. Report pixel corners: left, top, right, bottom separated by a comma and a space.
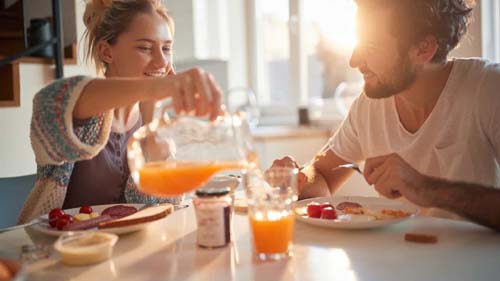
245, 167, 298, 261
249, 211, 295, 255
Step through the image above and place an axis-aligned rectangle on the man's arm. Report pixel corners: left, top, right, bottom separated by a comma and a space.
422, 178, 500, 231
271, 149, 355, 199
364, 153, 500, 231
300, 149, 355, 199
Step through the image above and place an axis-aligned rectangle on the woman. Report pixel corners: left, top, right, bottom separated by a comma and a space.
17, 0, 223, 223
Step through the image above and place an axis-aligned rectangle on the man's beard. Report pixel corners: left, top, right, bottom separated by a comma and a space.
364, 55, 416, 99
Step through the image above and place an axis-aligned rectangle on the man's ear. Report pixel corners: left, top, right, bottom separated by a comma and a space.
409, 35, 439, 65
96, 40, 113, 65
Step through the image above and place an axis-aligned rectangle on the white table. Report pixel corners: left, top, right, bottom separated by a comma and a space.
1, 206, 499, 281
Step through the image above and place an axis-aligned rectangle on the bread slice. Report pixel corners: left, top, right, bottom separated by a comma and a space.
234, 198, 248, 214
404, 233, 438, 244
98, 204, 173, 229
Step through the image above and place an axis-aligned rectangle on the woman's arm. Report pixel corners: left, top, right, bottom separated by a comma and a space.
139, 100, 156, 125
73, 68, 223, 120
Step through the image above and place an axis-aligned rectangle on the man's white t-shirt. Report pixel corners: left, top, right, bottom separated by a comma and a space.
329, 58, 500, 218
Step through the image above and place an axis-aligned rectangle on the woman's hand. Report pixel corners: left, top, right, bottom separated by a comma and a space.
153, 67, 223, 120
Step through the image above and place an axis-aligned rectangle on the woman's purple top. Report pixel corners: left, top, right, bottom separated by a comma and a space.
63, 118, 141, 209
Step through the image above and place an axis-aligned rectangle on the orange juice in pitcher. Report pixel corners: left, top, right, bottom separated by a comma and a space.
138, 161, 244, 196
128, 110, 257, 197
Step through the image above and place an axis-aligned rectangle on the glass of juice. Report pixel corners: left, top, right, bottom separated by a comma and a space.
244, 167, 298, 261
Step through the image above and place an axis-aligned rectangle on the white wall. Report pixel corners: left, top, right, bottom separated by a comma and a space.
0, 0, 95, 178
450, 1, 483, 58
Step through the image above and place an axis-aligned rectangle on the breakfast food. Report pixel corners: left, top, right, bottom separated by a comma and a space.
0, 259, 19, 281
404, 233, 438, 244
101, 205, 138, 218
79, 205, 93, 214
320, 207, 337, 220
46, 204, 138, 231
233, 198, 248, 214
0, 262, 10, 281
380, 209, 411, 219
342, 207, 365, 215
48, 208, 65, 227
56, 214, 75, 230
337, 201, 365, 215
98, 204, 172, 229
298, 200, 412, 222
336, 202, 363, 210
54, 232, 118, 266
306, 202, 322, 218
73, 213, 91, 222
63, 215, 113, 231
306, 202, 337, 219
73, 212, 101, 222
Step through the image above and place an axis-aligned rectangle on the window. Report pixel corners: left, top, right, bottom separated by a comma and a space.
248, 0, 361, 122
481, 0, 500, 62
252, 0, 290, 107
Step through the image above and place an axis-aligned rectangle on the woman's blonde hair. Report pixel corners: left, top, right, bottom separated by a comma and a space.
83, 0, 174, 74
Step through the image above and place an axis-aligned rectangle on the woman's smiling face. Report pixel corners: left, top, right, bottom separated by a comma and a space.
102, 11, 174, 78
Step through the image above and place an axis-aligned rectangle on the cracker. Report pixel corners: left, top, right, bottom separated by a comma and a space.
404, 233, 438, 244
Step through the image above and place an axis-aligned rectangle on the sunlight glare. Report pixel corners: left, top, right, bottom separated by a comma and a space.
306, 0, 358, 51
308, 247, 358, 281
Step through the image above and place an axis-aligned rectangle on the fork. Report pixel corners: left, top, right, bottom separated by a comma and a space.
332, 163, 363, 175
333, 163, 402, 197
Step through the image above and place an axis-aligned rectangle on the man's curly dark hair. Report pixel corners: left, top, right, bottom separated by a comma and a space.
355, 0, 475, 63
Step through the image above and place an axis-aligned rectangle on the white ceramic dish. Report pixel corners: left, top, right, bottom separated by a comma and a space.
54, 232, 119, 266
294, 196, 419, 230
31, 204, 159, 236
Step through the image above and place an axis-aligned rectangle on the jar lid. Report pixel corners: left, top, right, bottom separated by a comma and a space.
195, 187, 231, 197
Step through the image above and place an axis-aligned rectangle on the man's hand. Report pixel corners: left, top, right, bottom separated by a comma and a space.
364, 153, 432, 207
270, 156, 308, 192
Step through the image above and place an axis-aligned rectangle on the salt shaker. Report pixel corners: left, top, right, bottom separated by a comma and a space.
193, 187, 232, 248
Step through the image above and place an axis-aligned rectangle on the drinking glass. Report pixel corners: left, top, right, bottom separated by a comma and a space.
226, 87, 260, 128
127, 102, 256, 197
244, 167, 298, 261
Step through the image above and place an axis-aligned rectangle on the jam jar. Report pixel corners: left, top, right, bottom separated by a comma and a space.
193, 187, 233, 248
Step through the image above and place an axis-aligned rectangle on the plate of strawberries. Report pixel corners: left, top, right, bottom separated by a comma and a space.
32, 204, 144, 236
293, 196, 418, 229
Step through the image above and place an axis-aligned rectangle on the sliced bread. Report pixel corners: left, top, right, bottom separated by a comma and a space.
98, 204, 173, 229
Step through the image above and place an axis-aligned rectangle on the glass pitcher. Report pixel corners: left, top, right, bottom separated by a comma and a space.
127, 101, 257, 197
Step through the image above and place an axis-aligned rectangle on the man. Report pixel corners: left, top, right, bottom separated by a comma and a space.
272, 0, 500, 231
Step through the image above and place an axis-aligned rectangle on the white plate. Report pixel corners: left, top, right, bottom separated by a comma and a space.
31, 204, 157, 236
294, 196, 419, 230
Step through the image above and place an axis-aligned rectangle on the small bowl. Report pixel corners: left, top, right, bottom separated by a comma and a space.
54, 232, 118, 266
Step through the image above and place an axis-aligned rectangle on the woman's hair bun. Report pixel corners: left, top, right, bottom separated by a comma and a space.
83, 0, 113, 30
